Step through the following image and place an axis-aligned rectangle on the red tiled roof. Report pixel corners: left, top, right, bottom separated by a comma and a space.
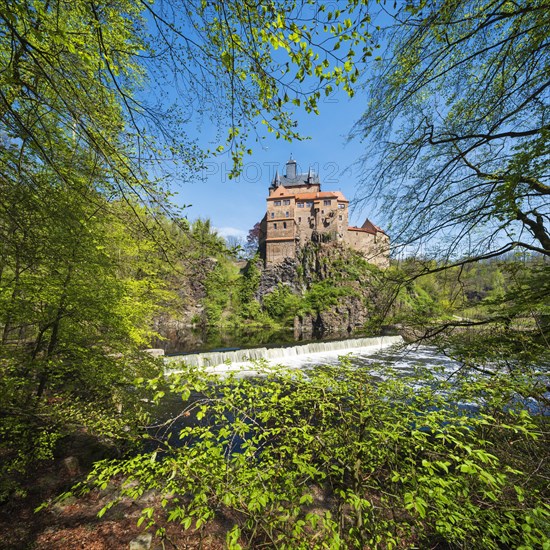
333, 191, 349, 202
294, 191, 339, 200
268, 189, 350, 202
348, 224, 388, 236
361, 219, 383, 233
268, 187, 293, 199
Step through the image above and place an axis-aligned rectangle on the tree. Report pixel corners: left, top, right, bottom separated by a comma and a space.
245, 221, 262, 258
224, 235, 246, 258
0, 179, 170, 498
354, 0, 549, 262
1, 0, 375, 199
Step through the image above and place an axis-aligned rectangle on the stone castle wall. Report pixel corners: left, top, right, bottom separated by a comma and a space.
345, 230, 390, 269
265, 240, 296, 266
260, 159, 389, 268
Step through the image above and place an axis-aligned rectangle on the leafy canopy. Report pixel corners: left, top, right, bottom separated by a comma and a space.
354, 0, 549, 261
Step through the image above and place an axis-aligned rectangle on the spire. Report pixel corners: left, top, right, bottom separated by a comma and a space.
286, 157, 297, 179
307, 166, 313, 183
274, 169, 281, 187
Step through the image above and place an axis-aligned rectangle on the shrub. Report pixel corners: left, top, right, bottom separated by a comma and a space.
67, 360, 549, 549
262, 284, 302, 321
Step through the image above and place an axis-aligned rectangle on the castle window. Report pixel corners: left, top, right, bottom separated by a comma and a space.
285, 211, 290, 218
283, 222, 287, 229
297, 202, 304, 208
271, 212, 274, 218
339, 215, 343, 221
324, 199, 331, 206
274, 223, 277, 229
338, 203, 345, 209
321, 210, 324, 214
274, 200, 281, 206
306, 201, 313, 207
283, 199, 290, 205
298, 217, 302, 222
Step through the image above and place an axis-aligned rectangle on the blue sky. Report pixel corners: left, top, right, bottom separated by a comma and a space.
171, 88, 375, 241
138, 3, 394, 243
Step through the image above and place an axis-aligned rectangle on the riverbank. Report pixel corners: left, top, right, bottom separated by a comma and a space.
0, 466, 229, 549
2, 339, 547, 549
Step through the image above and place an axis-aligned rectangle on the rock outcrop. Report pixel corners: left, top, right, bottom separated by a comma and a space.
256, 257, 301, 298
258, 242, 385, 338
293, 295, 372, 339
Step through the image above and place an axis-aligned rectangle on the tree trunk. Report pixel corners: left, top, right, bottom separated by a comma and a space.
2, 249, 22, 344
35, 263, 73, 399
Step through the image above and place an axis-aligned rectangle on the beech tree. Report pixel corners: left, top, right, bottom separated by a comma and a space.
0, 0, 377, 495
245, 221, 262, 257
354, 0, 549, 261
1, 0, 375, 195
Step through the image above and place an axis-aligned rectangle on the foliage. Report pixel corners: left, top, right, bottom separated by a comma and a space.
0, 186, 173, 498
189, 219, 228, 261
262, 283, 303, 321
202, 258, 240, 326
245, 222, 262, 259
0, 348, 161, 502
238, 254, 262, 305
68, 360, 549, 549
355, 0, 550, 261
383, 255, 550, 342
393, 283, 444, 324
303, 281, 356, 314
1, 0, 375, 194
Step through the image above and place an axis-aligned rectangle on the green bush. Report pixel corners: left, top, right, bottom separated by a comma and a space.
262, 284, 302, 321
238, 255, 262, 305
203, 260, 238, 325
68, 361, 549, 549
304, 281, 356, 313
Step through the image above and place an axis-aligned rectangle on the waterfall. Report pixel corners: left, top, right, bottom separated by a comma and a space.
165, 335, 404, 373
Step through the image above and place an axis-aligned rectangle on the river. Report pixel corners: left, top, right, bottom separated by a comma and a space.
161, 335, 548, 417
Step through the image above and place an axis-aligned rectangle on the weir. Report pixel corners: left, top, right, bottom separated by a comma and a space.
165, 335, 404, 372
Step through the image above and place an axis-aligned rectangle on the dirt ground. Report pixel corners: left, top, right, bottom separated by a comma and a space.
0, 464, 228, 550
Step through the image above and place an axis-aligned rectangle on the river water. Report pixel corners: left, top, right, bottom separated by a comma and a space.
164, 335, 465, 383
161, 336, 548, 417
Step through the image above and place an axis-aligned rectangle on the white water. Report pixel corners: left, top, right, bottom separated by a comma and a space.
165, 335, 404, 375
163, 339, 548, 416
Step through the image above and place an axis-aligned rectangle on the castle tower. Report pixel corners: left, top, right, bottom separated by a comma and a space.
259, 157, 389, 267
286, 157, 297, 179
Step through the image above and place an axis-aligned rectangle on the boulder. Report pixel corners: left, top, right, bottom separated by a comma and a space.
129, 533, 153, 550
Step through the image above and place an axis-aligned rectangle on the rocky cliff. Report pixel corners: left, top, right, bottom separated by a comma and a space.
257, 242, 386, 338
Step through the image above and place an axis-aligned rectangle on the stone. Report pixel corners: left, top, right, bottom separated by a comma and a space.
62, 456, 80, 477
256, 257, 300, 299
129, 533, 153, 550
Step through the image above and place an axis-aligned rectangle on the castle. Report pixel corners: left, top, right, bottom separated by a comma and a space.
259, 158, 389, 267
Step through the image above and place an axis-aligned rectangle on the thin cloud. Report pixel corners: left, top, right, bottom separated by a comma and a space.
216, 226, 247, 239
